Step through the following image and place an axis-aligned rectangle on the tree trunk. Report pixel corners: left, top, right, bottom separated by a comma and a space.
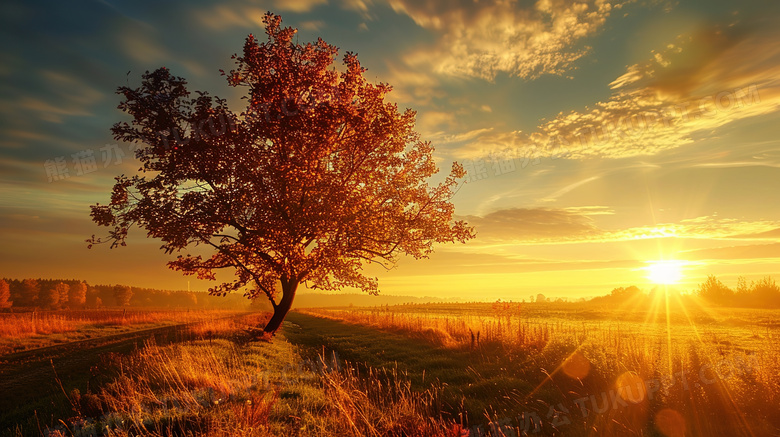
262, 280, 298, 335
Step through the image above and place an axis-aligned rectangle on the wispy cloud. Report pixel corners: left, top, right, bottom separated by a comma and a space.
192, 5, 266, 30
271, 0, 328, 13
390, 248, 645, 276
118, 21, 207, 77
457, 14, 780, 160
679, 243, 780, 261
463, 208, 780, 245
388, 0, 627, 81
341, 0, 374, 20
541, 176, 601, 202
193, 2, 329, 31
463, 207, 602, 241
298, 20, 326, 31
10, 70, 106, 124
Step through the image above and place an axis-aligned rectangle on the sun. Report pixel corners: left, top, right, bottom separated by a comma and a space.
645, 260, 685, 285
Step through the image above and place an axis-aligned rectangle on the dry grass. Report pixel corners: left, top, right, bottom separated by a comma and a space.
13, 300, 779, 436
317, 359, 458, 437
37, 314, 459, 437
298, 298, 780, 436
0, 310, 250, 356
0, 310, 245, 338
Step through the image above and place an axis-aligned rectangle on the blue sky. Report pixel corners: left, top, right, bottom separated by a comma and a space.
2, 0, 779, 299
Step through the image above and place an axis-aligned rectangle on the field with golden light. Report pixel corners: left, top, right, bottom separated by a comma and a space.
292, 295, 780, 436
2, 292, 778, 436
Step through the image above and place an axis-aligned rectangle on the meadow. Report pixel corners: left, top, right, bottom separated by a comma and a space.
1, 297, 779, 436
0, 309, 247, 355
1, 311, 454, 437
290, 295, 780, 436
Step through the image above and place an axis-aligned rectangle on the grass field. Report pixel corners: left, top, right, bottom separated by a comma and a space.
1, 311, 454, 437
0, 309, 247, 355
1, 300, 779, 436
291, 296, 780, 436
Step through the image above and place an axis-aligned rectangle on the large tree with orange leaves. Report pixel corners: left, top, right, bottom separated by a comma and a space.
89, 13, 473, 335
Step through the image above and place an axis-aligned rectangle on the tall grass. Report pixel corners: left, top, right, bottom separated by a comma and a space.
0, 309, 244, 339
298, 302, 780, 436
40, 314, 459, 437
318, 361, 458, 436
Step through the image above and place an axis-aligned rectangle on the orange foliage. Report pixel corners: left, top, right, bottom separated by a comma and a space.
90, 12, 473, 336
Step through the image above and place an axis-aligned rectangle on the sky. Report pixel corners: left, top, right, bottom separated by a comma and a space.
1, 0, 779, 300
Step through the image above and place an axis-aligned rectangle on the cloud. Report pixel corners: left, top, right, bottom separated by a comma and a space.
534, 19, 780, 158
725, 228, 780, 240
453, 130, 528, 159
192, 5, 264, 30
462, 208, 780, 245
540, 176, 601, 202
0, 129, 52, 149
463, 207, 601, 241
271, 0, 328, 13
39, 71, 104, 108
391, 249, 644, 276
415, 110, 456, 138
679, 243, 780, 261
298, 20, 326, 31
455, 13, 780, 160
609, 216, 780, 242
118, 22, 207, 77
16, 97, 93, 123
193, 2, 329, 32
342, 0, 374, 19
381, 62, 445, 106
388, 0, 625, 81
2, 70, 106, 124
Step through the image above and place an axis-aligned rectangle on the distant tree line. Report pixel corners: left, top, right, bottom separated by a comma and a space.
587, 286, 647, 304
587, 275, 780, 308
697, 275, 780, 307
0, 278, 250, 310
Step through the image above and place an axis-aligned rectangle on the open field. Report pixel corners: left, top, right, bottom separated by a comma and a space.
2, 300, 779, 436
5, 0, 780, 435
291, 297, 780, 436
0, 311, 255, 433
0, 309, 248, 356
1, 311, 453, 437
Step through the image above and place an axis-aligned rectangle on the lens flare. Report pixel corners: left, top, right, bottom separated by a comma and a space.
562, 351, 591, 380
615, 372, 646, 404
655, 408, 686, 437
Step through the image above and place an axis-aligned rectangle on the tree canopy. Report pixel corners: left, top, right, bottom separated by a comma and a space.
89, 13, 473, 334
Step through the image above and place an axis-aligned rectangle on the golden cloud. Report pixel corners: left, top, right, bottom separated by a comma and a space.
462, 208, 780, 245
389, 0, 625, 80
458, 16, 780, 160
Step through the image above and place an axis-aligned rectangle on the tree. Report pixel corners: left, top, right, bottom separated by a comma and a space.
55, 282, 70, 308
88, 13, 473, 335
735, 276, 749, 295
536, 293, 546, 304
697, 275, 733, 303
69, 282, 88, 308
751, 276, 780, 305
113, 285, 133, 307
610, 286, 641, 300
40, 286, 60, 309
0, 279, 11, 309
18, 279, 40, 307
